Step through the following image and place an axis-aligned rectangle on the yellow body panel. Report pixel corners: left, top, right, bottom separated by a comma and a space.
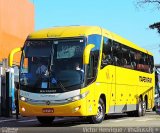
29, 26, 102, 39
19, 84, 99, 117
19, 98, 87, 117
8, 47, 22, 67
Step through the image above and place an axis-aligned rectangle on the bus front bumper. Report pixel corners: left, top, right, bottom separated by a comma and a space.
19, 99, 87, 117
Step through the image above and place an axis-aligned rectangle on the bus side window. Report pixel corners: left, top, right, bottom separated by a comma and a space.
130, 50, 136, 70
121, 46, 132, 69
101, 37, 113, 68
87, 54, 94, 78
88, 34, 101, 69
134, 52, 141, 71
87, 53, 97, 85
112, 42, 121, 66
143, 54, 150, 73
121, 46, 127, 67
87, 34, 102, 85
149, 55, 154, 73
136, 53, 149, 73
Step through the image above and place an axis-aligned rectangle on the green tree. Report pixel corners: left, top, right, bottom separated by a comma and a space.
136, 0, 160, 33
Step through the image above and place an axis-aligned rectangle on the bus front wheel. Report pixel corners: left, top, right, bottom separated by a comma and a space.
37, 116, 55, 125
88, 98, 105, 124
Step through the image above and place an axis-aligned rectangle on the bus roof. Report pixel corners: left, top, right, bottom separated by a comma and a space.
28, 25, 153, 56
29, 26, 102, 39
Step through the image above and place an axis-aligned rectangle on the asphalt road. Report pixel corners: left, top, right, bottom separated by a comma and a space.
0, 111, 160, 133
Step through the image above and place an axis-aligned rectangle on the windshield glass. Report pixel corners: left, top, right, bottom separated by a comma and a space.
20, 38, 85, 93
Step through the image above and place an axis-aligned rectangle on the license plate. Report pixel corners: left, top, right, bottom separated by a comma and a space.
42, 108, 54, 113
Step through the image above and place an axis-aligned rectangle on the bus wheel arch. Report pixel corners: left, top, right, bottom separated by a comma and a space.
135, 95, 145, 117
139, 95, 143, 101
144, 95, 148, 110
88, 94, 106, 124
100, 94, 106, 113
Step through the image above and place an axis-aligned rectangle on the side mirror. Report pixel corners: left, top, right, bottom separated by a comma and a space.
83, 44, 95, 65
8, 47, 22, 67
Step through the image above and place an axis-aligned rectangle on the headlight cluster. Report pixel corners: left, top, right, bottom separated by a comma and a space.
19, 91, 89, 104
20, 96, 29, 102
67, 91, 89, 102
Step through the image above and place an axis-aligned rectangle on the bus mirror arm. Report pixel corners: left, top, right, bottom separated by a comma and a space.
83, 44, 95, 65
8, 47, 22, 67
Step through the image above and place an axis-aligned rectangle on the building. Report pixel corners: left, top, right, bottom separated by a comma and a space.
0, 0, 34, 116
0, 0, 34, 65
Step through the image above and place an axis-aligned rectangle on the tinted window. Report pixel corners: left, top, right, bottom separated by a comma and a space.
121, 46, 132, 69
101, 36, 154, 73
87, 34, 102, 84
88, 34, 101, 50
130, 49, 137, 70
101, 37, 113, 68
112, 41, 122, 66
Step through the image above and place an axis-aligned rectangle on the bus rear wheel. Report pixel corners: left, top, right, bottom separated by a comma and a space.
88, 98, 105, 124
37, 116, 55, 125
142, 100, 146, 116
134, 98, 144, 117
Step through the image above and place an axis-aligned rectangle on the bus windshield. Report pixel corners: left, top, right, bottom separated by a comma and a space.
20, 38, 85, 93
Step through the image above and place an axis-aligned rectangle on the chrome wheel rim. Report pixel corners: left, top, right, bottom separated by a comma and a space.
95, 103, 104, 120
139, 102, 142, 114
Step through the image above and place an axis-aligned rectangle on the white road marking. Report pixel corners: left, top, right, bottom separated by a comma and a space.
0, 119, 16, 123
18, 119, 37, 123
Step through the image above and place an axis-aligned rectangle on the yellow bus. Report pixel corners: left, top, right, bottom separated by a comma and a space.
9, 26, 155, 124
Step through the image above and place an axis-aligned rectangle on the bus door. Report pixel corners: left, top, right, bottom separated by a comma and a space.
111, 41, 122, 113
101, 37, 116, 113
106, 65, 116, 113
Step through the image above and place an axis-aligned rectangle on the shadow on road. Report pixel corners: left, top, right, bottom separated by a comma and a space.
33, 113, 129, 127
1, 113, 151, 127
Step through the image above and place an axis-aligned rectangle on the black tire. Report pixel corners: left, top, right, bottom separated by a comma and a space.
142, 100, 146, 116
134, 98, 143, 117
152, 106, 156, 111
37, 116, 55, 125
88, 98, 105, 124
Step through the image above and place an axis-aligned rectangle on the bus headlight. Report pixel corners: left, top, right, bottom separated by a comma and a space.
20, 96, 26, 101
20, 96, 29, 102
67, 91, 89, 102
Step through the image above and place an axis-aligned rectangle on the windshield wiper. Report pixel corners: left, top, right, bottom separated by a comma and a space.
57, 80, 67, 92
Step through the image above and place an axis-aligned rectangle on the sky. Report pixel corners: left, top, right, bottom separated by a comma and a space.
31, 0, 160, 64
